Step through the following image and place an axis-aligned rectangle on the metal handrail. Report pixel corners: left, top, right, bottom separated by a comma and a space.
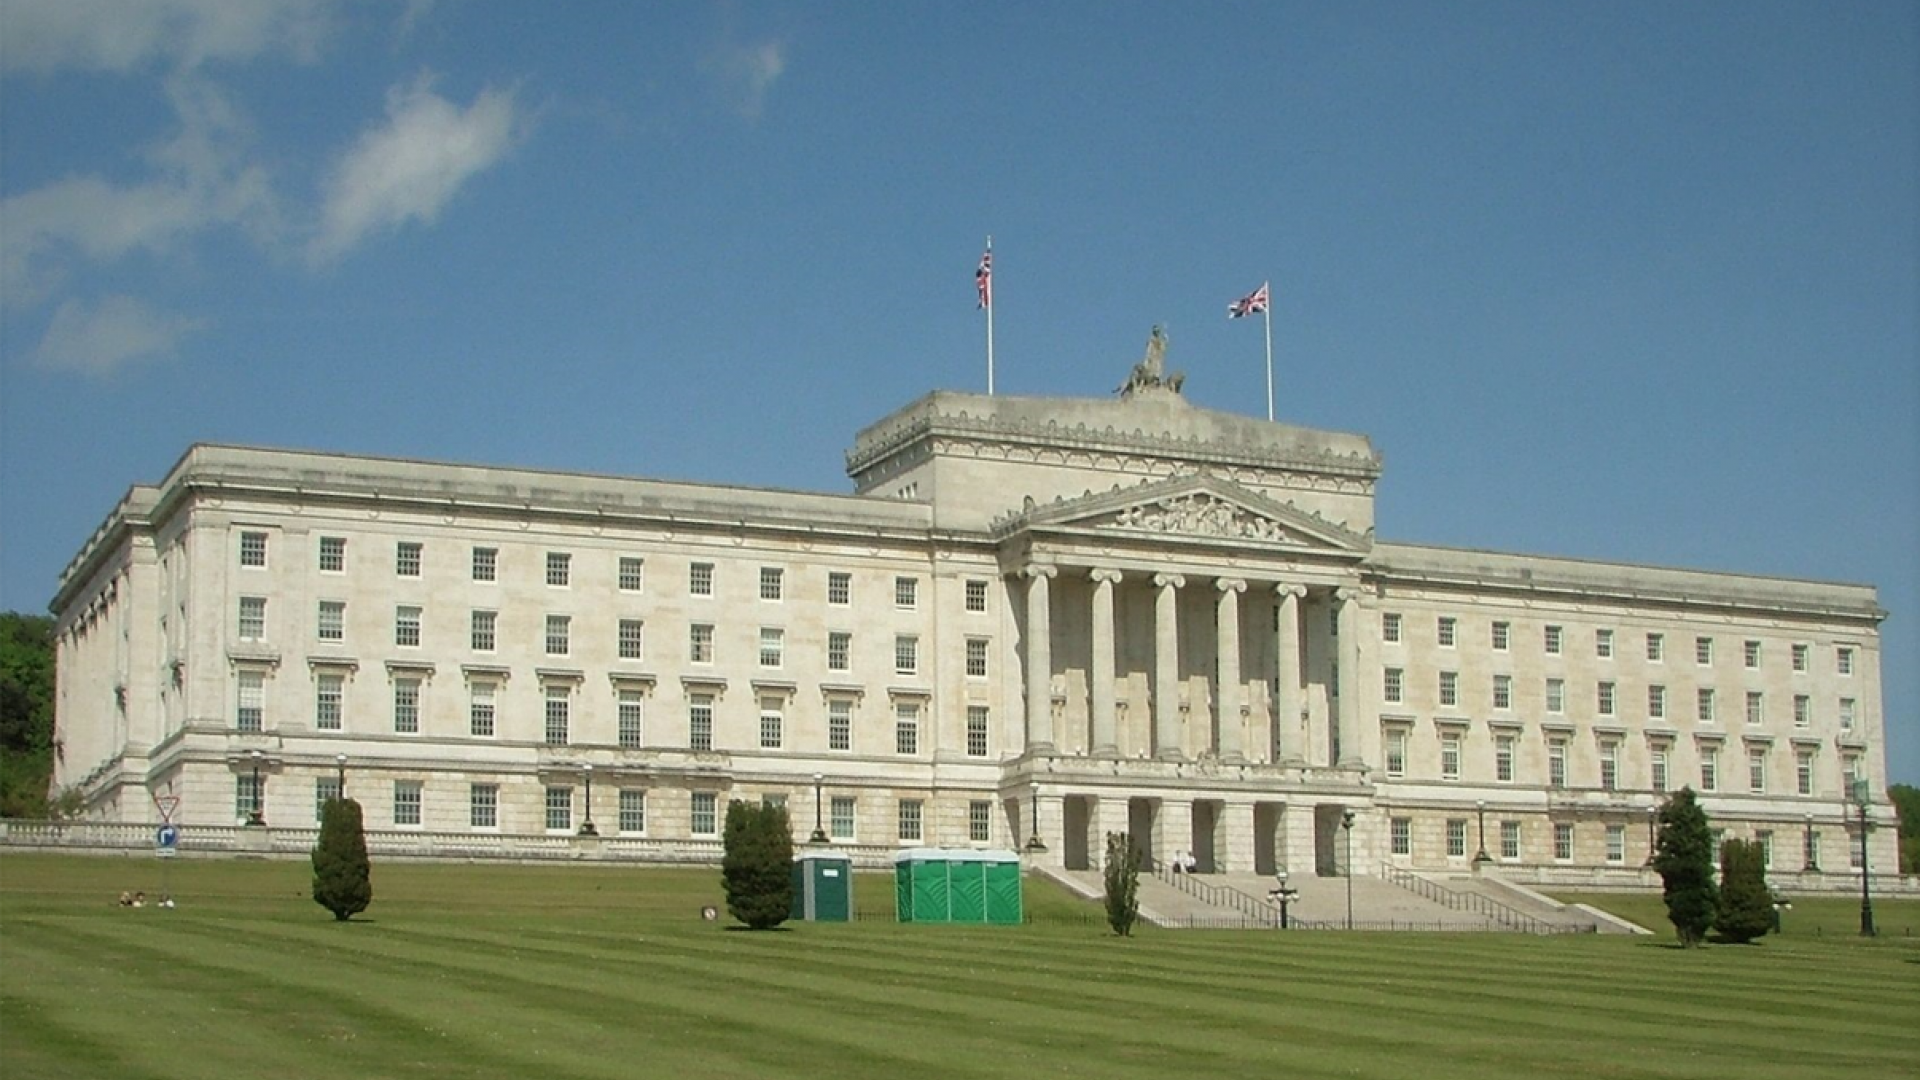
1153, 865, 1271, 921
1379, 862, 1563, 933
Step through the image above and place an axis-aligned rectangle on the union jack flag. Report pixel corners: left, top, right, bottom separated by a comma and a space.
1229, 282, 1269, 319
976, 245, 993, 309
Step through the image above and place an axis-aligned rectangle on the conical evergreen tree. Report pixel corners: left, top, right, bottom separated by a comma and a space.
1102, 831, 1142, 937
311, 798, 372, 921
1714, 838, 1774, 944
1652, 788, 1717, 947
722, 800, 793, 929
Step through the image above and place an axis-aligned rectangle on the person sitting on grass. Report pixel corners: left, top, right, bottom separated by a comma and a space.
118, 891, 133, 907
131, 891, 145, 908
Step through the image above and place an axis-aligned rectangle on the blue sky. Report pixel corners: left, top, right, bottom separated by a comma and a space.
2, 2, 1915, 782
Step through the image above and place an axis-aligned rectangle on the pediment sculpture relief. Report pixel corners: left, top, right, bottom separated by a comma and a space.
1101, 493, 1308, 544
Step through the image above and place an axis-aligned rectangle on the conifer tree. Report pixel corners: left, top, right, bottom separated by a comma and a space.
1103, 831, 1142, 937
722, 800, 794, 929
311, 798, 372, 921
1714, 838, 1774, 944
1652, 788, 1717, 947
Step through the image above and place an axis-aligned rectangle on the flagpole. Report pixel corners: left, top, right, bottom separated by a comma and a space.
985, 236, 995, 396
1262, 281, 1274, 422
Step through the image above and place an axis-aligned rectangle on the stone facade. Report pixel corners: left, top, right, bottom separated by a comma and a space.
49, 382, 1898, 878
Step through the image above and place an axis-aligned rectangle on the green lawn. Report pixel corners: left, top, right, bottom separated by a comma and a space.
3, 853, 1915, 1080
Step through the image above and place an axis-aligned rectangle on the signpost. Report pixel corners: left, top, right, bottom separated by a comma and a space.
151, 792, 181, 902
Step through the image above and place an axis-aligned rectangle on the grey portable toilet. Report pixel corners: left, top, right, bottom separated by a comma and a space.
790, 849, 854, 921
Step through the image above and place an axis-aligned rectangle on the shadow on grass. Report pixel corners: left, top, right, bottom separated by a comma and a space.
722, 925, 794, 933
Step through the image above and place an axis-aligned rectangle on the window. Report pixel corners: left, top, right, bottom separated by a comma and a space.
828, 699, 852, 752
827, 631, 851, 672
1384, 729, 1407, 777
894, 576, 918, 608
1544, 625, 1563, 655
1606, 824, 1626, 865
1599, 742, 1619, 791
895, 701, 920, 755
395, 605, 422, 648
1697, 688, 1716, 723
965, 705, 990, 757
236, 670, 264, 732
1492, 674, 1512, 710
618, 618, 645, 661
1491, 620, 1509, 651
1438, 671, 1458, 708
1390, 817, 1411, 856
965, 579, 989, 613
759, 697, 783, 749
1548, 740, 1567, 788
1748, 747, 1767, 792
470, 609, 496, 652
396, 541, 422, 577
1437, 616, 1457, 647
1554, 823, 1574, 862
546, 552, 571, 587
1646, 632, 1664, 662
1836, 646, 1854, 676
319, 536, 346, 573
1440, 733, 1461, 781
965, 638, 989, 678
1382, 667, 1403, 704
619, 556, 645, 592
1796, 750, 1814, 796
1839, 697, 1856, 731
545, 614, 570, 656
618, 789, 646, 834
544, 686, 570, 745
1696, 636, 1714, 665
393, 781, 422, 826
318, 600, 345, 642
758, 627, 783, 668
1382, 612, 1402, 643
393, 677, 420, 734
314, 777, 342, 822
602, 690, 639, 753
689, 694, 714, 751
759, 566, 783, 601
235, 774, 262, 822
1447, 819, 1468, 858
1495, 734, 1515, 782
690, 623, 714, 664
469, 682, 496, 737
238, 596, 267, 640
1596, 629, 1614, 659
828, 571, 852, 606
1598, 681, 1616, 717
1700, 746, 1720, 791
472, 547, 497, 582
315, 672, 343, 731
894, 635, 919, 676
969, 801, 992, 843
829, 795, 855, 840
1743, 640, 1761, 669
689, 562, 714, 597
1649, 685, 1667, 720
1545, 678, 1564, 714
1500, 821, 1521, 861
898, 800, 924, 842
1804, 829, 1821, 871
1791, 643, 1809, 672
1793, 695, 1810, 728
1843, 754, 1863, 794
545, 787, 573, 831
240, 531, 268, 567
1745, 691, 1763, 725
1651, 746, 1670, 792
1850, 829, 1864, 870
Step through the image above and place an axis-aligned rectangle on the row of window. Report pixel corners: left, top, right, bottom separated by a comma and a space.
1383, 669, 1861, 730
1382, 726, 1864, 796
1384, 816, 1850, 871
240, 531, 996, 613
1382, 614, 1858, 675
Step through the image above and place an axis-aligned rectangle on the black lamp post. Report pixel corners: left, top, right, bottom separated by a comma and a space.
1645, 804, 1659, 867
809, 772, 828, 844
1803, 812, 1818, 872
1341, 809, 1356, 930
335, 753, 347, 797
1267, 870, 1299, 929
1024, 783, 1046, 853
1473, 800, 1490, 863
579, 763, 597, 836
1850, 780, 1875, 937
246, 749, 266, 826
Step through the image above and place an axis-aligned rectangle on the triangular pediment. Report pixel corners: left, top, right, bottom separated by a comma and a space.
992, 473, 1370, 554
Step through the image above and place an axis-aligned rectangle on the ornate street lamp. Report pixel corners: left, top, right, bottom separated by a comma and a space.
809, 772, 828, 844
1850, 780, 1875, 937
335, 753, 347, 797
1024, 783, 1047, 853
579, 763, 598, 836
1341, 809, 1356, 930
1473, 800, 1490, 864
246, 749, 266, 826
1267, 870, 1300, 930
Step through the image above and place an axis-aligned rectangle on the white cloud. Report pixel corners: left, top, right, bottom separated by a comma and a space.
710, 39, 786, 120
35, 295, 207, 375
310, 75, 522, 262
0, 0, 330, 74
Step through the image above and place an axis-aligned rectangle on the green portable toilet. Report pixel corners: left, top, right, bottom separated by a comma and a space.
790, 849, 854, 921
893, 848, 1022, 924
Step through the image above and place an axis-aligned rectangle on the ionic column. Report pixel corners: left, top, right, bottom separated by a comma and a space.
1274, 584, 1306, 765
1335, 586, 1363, 768
1152, 573, 1185, 760
1024, 564, 1057, 752
1215, 577, 1247, 761
1089, 568, 1123, 757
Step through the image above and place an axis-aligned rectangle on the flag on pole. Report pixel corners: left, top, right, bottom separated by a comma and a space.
976, 243, 993, 309
1228, 282, 1269, 319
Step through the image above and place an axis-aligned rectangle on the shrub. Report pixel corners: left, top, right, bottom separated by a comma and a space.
1103, 831, 1141, 937
1714, 838, 1774, 944
722, 800, 794, 929
1653, 788, 1717, 947
311, 798, 372, 921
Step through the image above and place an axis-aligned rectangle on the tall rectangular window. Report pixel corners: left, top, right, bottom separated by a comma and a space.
689, 793, 719, 836
236, 774, 262, 821
689, 562, 714, 597
1446, 819, 1468, 858
315, 672, 343, 730
828, 571, 852, 606
1646, 632, 1664, 662
1554, 823, 1574, 861
759, 566, 783, 601
1701, 746, 1720, 791
469, 682, 496, 737
758, 697, 783, 749
965, 579, 988, 613
827, 631, 851, 672
238, 596, 267, 640
1383, 668, 1403, 704
1745, 691, 1763, 725
1649, 684, 1667, 720
1805, 830, 1821, 871
1796, 750, 1814, 795
545, 614, 570, 656
1390, 817, 1412, 856
1437, 616, 1457, 647
1696, 636, 1714, 665
1698, 688, 1716, 723
1384, 729, 1407, 777
965, 638, 989, 678
894, 635, 919, 676
239, 530, 268, 567
965, 705, 990, 757
393, 781, 422, 826
472, 547, 497, 582
544, 686, 570, 745
1748, 746, 1767, 792
1599, 742, 1619, 791
830, 795, 855, 840
1595, 629, 1614, 658
898, 800, 924, 842
1548, 740, 1567, 788
470, 609, 496, 652
1492, 674, 1512, 711
894, 576, 918, 608
395, 605, 422, 647
619, 556, 645, 592
1598, 681, 1616, 717
1836, 647, 1854, 675
1546, 678, 1565, 714
545, 552, 571, 587
1438, 671, 1458, 708
1793, 694, 1811, 728
618, 618, 645, 660
969, 801, 992, 843
317, 600, 345, 642
236, 670, 264, 732
1381, 612, 1402, 643
618, 789, 646, 834
1495, 734, 1515, 782
393, 676, 421, 734
828, 699, 852, 752
689, 624, 714, 663
1757, 830, 1774, 870
1490, 620, 1509, 651
1839, 697, 1856, 730
1651, 746, 1670, 792
618, 689, 645, 748
1744, 640, 1762, 669
689, 693, 714, 751
1606, 824, 1626, 864
1791, 643, 1809, 672
1440, 733, 1461, 780
895, 701, 920, 755
314, 777, 341, 822
758, 627, 784, 668
1544, 625, 1563, 655
545, 786, 573, 831
396, 541, 422, 578
1500, 821, 1521, 861
319, 536, 346, 573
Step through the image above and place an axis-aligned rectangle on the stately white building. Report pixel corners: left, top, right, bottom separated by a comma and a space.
49, 364, 1896, 879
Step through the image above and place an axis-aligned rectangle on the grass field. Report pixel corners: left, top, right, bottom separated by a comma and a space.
3, 853, 1915, 1080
